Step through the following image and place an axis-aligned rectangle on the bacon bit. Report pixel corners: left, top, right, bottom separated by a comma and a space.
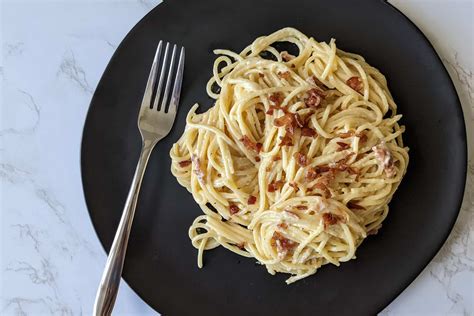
240, 135, 262, 153
346, 76, 363, 92
313, 182, 331, 198
274, 113, 302, 135
281, 51, 295, 62
191, 155, 206, 184
347, 201, 365, 210
304, 88, 325, 108
277, 222, 288, 229
368, 227, 380, 235
289, 181, 299, 192
269, 92, 284, 106
315, 165, 331, 173
296, 205, 308, 210
339, 131, 354, 138
278, 71, 291, 80
272, 155, 282, 161
322, 213, 341, 228
294, 113, 304, 128
274, 113, 294, 127
268, 180, 285, 192
237, 242, 246, 250
372, 142, 396, 178
294, 152, 307, 167
306, 168, 318, 181
271, 232, 297, 258
309, 210, 315, 215
358, 132, 368, 143
337, 142, 350, 151
229, 204, 239, 215
258, 72, 264, 78
247, 195, 257, 205
266, 104, 287, 115
178, 159, 192, 167
279, 133, 293, 146
255, 156, 261, 162
301, 126, 317, 137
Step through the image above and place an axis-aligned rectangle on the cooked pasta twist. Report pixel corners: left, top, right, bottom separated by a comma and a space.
170, 27, 409, 284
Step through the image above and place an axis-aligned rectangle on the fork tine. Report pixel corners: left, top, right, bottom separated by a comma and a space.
141, 41, 162, 109
152, 42, 170, 110
167, 47, 185, 114
159, 44, 177, 112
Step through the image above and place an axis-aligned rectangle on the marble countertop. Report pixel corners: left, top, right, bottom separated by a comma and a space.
1, 0, 472, 315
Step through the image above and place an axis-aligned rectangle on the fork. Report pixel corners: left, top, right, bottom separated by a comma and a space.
93, 41, 185, 316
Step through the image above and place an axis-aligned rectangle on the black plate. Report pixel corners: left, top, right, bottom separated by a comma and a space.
81, 0, 467, 315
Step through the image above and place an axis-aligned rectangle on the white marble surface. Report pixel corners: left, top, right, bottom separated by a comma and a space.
1, 0, 472, 315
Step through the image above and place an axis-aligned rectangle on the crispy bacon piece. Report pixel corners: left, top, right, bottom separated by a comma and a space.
358, 132, 368, 143
313, 182, 331, 198
306, 167, 318, 181
315, 165, 331, 173
274, 113, 294, 127
281, 51, 295, 62
229, 204, 239, 215
255, 156, 261, 162
240, 135, 262, 153
337, 141, 350, 151
301, 126, 317, 137
338, 131, 354, 138
191, 155, 205, 184
289, 181, 299, 192
269, 92, 284, 106
347, 201, 365, 210
178, 159, 192, 168
304, 88, 325, 108
266, 104, 287, 115
368, 227, 380, 235
268, 180, 285, 192
346, 76, 363, 92
272, 155, 282, 161
274, 113, 303, 135
258, 72, 264, 78
271, 232, 297, 258
279, 133, 293, 146
294, 152, 307, 167
247, 195, 257, 205
277, 222, 288, 229
322, 213, 341, 228
278, 71, 291, 80
372, 142, 396, 178
296, 205, 308, 210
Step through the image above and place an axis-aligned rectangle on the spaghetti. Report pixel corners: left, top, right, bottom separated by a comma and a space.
170, 28, 409, 284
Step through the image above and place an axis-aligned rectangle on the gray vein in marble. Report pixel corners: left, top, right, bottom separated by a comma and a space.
106, 40, 117, 50
57, 51, 93, 94
442, 52, 474, 115
0, 90, 40, 136
0, 163, 98, 259
11, 224, 41, 253
5, 42, 25, 57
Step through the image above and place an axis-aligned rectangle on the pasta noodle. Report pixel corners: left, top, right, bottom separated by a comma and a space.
170, 27, 409, 284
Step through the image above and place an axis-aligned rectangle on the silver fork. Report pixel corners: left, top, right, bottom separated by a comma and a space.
93, 41, 185, 316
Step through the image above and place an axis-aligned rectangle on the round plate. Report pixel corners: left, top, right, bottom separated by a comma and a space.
81, 0, 467, 315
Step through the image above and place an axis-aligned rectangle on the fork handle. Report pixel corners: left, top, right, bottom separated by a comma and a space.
93, 140, 155, 316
